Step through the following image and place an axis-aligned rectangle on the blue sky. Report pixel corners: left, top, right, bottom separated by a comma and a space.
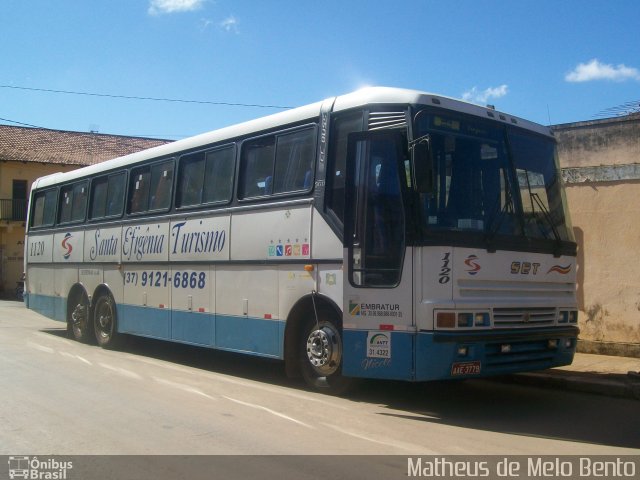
1, 0, 639, 139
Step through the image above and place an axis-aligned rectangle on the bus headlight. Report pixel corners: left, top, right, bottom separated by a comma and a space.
559, 310, 578, 324
475, 312, 490, 326
435, 311, 492, 329
436, 312, 456, 329
457, 313, 473, 328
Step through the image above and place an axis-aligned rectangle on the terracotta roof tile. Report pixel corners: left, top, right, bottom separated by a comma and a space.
0, 125, 172, 166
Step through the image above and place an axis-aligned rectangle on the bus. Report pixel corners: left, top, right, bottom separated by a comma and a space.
24, 87, 579, 393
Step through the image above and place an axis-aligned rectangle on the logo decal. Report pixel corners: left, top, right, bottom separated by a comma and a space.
347, 302, 402, 318
61, 233, 73, 260
547, 264, 572, 275
464, 254, 481, 275
369, 333, 389, 346
268, 242, 309, 257
511, 261, 540, 275
367, 331, 391, 358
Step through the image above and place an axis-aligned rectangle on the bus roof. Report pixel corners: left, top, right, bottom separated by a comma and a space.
32, 87, 553, 190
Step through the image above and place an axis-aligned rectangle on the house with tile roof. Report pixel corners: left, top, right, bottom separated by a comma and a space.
0, 125, 171, 295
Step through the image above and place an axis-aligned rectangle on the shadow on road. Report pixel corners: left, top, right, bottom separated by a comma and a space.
41, 326, 640, 450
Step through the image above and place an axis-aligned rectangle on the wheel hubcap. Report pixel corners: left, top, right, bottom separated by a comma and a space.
72, 303, 86, 331
97, 303, 112, 334
306, 324, 341, 375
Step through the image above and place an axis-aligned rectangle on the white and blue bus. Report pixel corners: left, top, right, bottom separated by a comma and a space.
24, 87, 579, 393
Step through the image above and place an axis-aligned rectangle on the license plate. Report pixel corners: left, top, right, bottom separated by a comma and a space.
451, 361, 481, 376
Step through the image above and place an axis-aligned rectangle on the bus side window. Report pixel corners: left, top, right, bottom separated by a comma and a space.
32, 193, 46, 227
90, 177, 108, 219
59, 187, 73, 224
58, 181, 87, 224
273, 128, 315, 194
178, 145, 235, 208
90, 172, 125, 219
42, 189, 57, 226
106, 172, 126, 217
71, 182, 88, 222
178, 152, 206, 207
129, 168, 150, 214
149, 160, 174, 211
239, 128, 315, 200
203, 145, 235, 203
31, 189, 57, 228
240, 139, 275, 198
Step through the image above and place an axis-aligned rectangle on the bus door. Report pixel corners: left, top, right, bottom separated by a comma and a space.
341, 132, 415, 380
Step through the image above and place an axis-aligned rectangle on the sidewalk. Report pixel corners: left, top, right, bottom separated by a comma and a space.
506, 352, 640, 400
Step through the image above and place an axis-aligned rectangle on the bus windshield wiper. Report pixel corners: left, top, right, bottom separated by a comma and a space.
529, 192, 564, 256
409, 133, 431, 149
484, 190, 515, 253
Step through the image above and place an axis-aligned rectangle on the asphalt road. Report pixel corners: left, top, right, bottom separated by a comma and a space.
1, 300, 639, 458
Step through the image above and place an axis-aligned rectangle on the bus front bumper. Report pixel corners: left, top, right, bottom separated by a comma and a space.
342, 326, 579, 382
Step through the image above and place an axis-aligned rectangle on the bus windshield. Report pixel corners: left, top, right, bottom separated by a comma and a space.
413, 109, 575, 249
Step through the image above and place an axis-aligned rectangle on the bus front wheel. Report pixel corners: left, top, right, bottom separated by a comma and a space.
94, 293, 118, 348
299, 317, 352, 395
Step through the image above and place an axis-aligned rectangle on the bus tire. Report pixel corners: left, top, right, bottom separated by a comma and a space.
68, 290, 93, 343
299, 315, 352, 395
93, 292, 118, 348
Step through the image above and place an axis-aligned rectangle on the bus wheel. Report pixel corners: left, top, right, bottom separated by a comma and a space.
299, 317, 352, 395
94, 293, 118, 348
68, 292, 93, 343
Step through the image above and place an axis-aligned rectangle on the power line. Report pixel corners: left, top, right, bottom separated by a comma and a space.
0, 84, 294, 109
0, 115, 185, 141
0, 116, 42, 128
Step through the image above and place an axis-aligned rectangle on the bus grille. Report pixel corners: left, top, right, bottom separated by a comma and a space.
458, 279, 575, 299
493, 307, 557, 328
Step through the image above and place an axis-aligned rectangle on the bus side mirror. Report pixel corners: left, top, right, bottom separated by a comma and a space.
412, 141, 433, 194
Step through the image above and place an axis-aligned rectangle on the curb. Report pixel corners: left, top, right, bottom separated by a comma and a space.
501, 371, 640, 401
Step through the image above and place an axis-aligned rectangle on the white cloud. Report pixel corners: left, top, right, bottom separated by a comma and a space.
199, 18, 214, 31
565, 59, 640, 82
148, 0, 205, 15
219, 16, 239, 33
462, 84, 509, 105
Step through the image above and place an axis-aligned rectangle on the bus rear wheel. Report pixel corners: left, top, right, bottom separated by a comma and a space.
94, 293, 118, 348
299, 317, 352, 395
68, 292, 93, 343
